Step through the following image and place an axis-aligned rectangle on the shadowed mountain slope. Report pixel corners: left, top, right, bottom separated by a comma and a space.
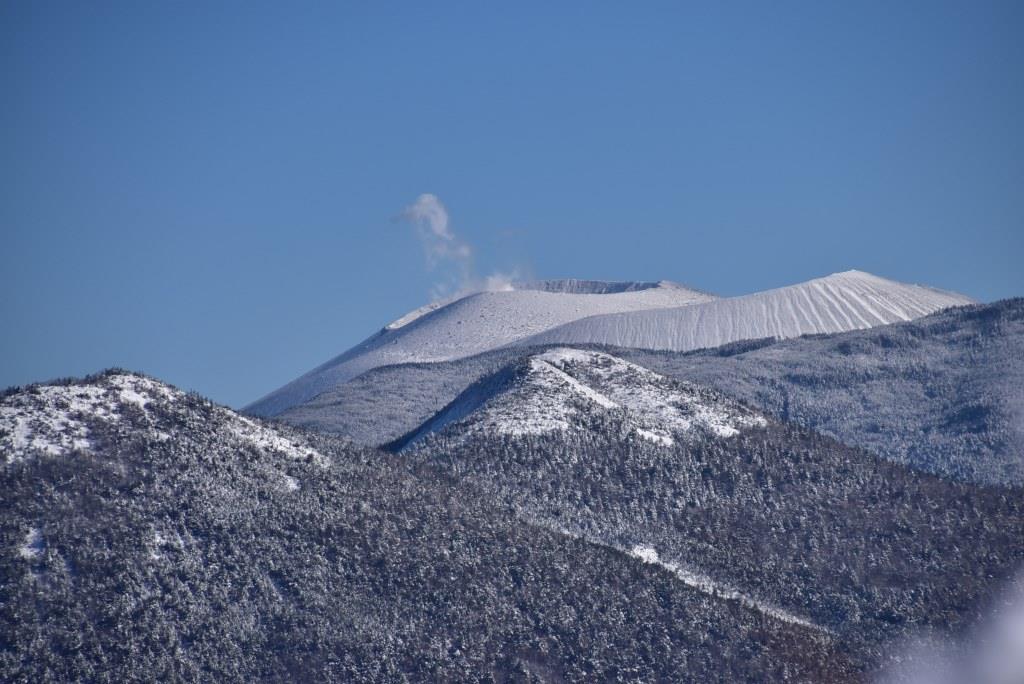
1, 372, 856, 682
402, 374, 1024, 670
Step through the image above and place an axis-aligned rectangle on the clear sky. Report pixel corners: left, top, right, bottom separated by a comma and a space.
3, 1, 1022, 407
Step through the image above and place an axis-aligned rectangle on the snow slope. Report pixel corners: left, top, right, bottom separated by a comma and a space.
514, 270, 973, 353
0, 372, 324, 466
246, 280, 715, 416
396, 348, 765, 449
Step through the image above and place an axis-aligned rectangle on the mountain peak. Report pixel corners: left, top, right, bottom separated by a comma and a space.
247, 280, 716, 416
517, 270, 974, 353
395, 348, 766, 450
1, 371, 323, 466
247, 270, 973, 418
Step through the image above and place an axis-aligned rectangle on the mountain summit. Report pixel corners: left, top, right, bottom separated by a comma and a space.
247, 279, 714, 415
516, 270, 974, 353
247, 271, 972, 418
394, 348, 766, 450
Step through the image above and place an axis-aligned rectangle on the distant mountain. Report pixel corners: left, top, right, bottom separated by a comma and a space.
247, 270, 971, 423
2, 271, 1019, 681
276, 299, 1022, 487
393, 348, 765, 450
246, 279, 714, 417
617, 297, 1024, 486
1, 372, 857, 682
516, 270, 973, 354
270, 350, 529, 444
510, 278, 694, 294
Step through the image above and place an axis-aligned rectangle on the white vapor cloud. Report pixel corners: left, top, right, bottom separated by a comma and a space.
400, 193, 522, 301
482, 272, 517, 292
401, 193, 472, 266
876, 572, 1024, 684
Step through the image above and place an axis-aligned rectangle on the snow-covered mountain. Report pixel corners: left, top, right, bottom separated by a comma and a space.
396, 348, 765, 449
0, 371, 323, 467
247, 270, 971, 419
2, 369, 860, 682
246, 279, 714, 416
515, 270, 974, 353
4, 288, 1019, 682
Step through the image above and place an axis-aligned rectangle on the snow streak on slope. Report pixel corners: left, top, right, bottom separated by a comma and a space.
0, 373, 323, 466
516, 271, 974, 354
398, 348, 765, 449
543, 523, 829, 634
628, 545, 827, 633
538, 348, 766, 441
247, 280, 715, 416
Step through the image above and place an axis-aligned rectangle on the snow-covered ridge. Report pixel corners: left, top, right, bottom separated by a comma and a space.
248, 280, 715, 416
384, 280, 690, 331
247, 270, 971, 420
224, 413, 327, 466
545, 523, 828, 633
0, 372, 323, 467
515, 270, 974, 354
513, 279, 689, 295
398, 348, 766, 449
0, 374, 177, 461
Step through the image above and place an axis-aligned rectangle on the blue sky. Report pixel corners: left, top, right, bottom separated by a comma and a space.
3, 1, 1022, 407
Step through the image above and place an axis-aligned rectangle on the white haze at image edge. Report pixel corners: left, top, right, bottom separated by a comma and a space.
400, 193, 519, 300
875, 573, 1024, 684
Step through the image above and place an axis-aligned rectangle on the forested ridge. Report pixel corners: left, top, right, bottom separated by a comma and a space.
2, 375, 857, 682
4, 299, 1023, 681
407, 410, 1024, 669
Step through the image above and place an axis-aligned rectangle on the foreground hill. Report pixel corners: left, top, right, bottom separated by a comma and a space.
1, 372, 854, 682
246, 279, 714, 417
401, 354, 1024, 667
